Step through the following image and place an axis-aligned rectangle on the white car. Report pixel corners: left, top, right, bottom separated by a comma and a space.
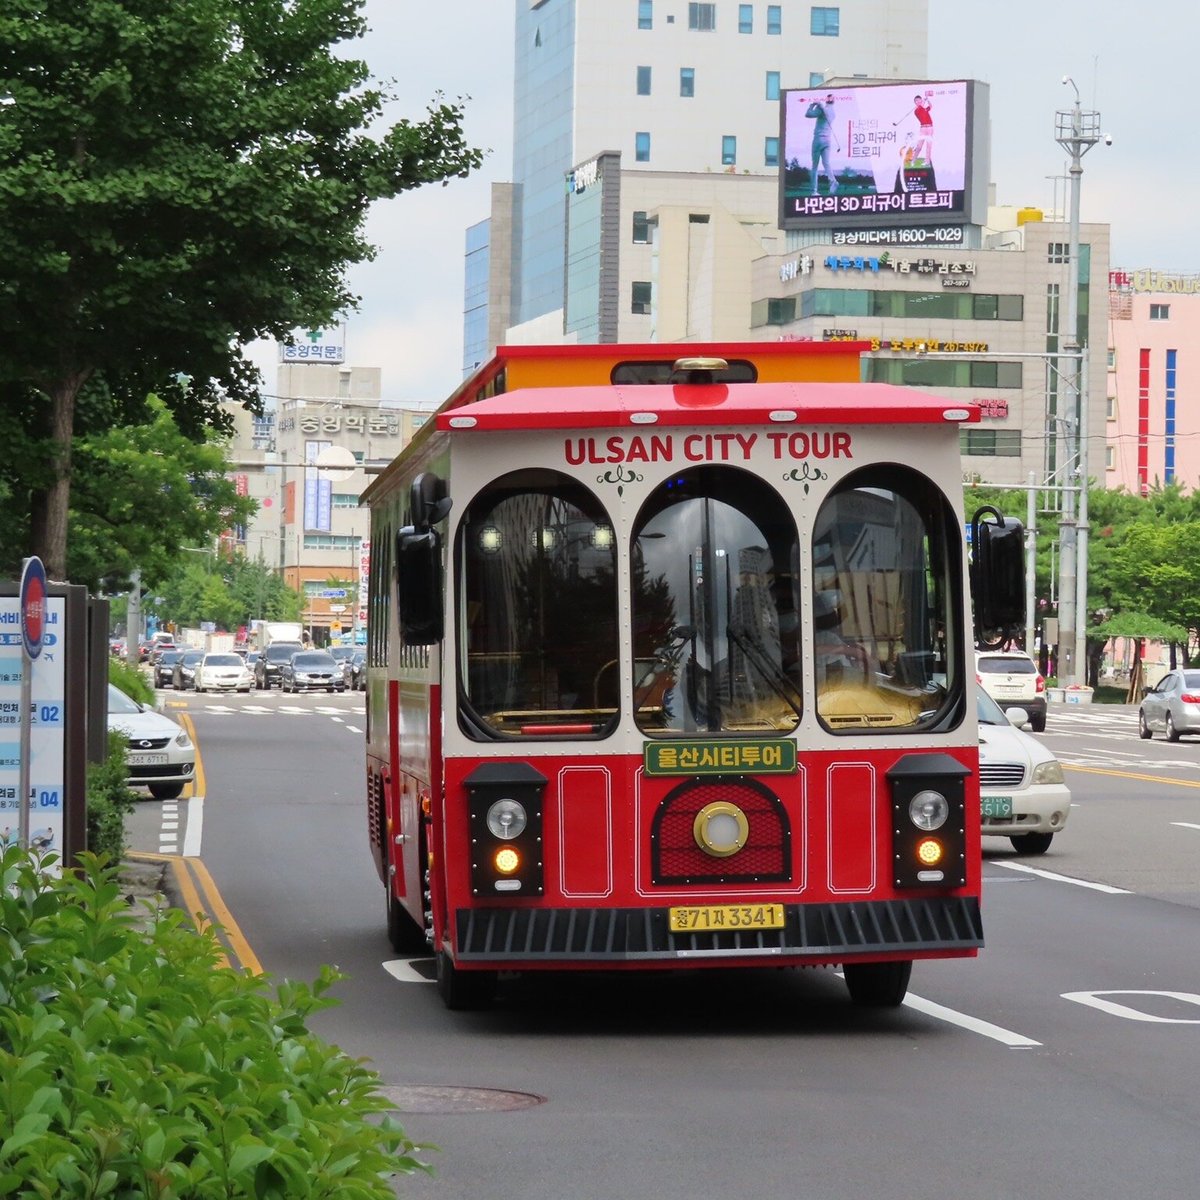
106, 684, 196, 800
194, 652, 254, 693
976, 649, 1048, 732
977, 688, 1070, 854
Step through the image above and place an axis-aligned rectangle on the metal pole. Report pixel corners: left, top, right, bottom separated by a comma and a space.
1025, 472, 1037, 657
17, 643, 32, 849
1074, 352, 1091, 683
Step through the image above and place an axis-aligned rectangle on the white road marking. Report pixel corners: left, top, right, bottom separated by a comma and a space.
183, 795, 204, 857
996, 861, 1131, 893
1171, 822, 1200, 832
346, 725, 363, 733
901, 992, 1042, 1047
383, 958, 436, 984
1063, 990, 1200, 1023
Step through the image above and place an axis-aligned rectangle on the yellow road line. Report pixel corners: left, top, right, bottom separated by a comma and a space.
1065, 763, 1200, 789
177, 710, 202, 799
188, 857, 264, 976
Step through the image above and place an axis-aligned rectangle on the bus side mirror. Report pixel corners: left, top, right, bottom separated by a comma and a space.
411, 472, 452, 529
970, 506, 1025, 649
396, 527, 443, 645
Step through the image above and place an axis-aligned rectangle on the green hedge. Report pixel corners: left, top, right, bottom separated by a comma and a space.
0, 848, 430, 1197
86, 730, 136, 860
109, 656, 155, 706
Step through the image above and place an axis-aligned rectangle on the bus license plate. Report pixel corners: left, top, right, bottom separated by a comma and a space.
128, 753, 168, 766
981, 796, 1013, 819
669, 904, 786, 932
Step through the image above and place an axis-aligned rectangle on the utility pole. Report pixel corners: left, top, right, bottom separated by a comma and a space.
1054, 77, 1103, 685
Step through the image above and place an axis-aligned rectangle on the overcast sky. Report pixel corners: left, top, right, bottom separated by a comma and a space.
250, 1, 1182, 405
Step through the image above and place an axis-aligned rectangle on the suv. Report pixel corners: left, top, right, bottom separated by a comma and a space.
976, 649, 1047, 732
255, 642, 304, 689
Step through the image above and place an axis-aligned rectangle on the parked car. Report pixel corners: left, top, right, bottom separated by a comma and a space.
975, 649, 1047, 732
106, 684, 195, 800
280, 650, 346, 693
977, 687, 1070, 854
348, 649, 366, 691
254, 642, 304, 689
194, 652, 254, 693
1138, 669, 1200, 741
172, 650, 204, 690
153, 650, 183, 688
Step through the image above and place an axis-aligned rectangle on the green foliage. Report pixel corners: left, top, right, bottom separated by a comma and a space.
0, 0, 483, 572
86, 730, 137, 861
109, 656, 155, 707
153, 552, 304, 630
0, 848, 431, 1197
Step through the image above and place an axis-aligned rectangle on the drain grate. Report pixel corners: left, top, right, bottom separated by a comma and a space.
377, 1085, 546, 1114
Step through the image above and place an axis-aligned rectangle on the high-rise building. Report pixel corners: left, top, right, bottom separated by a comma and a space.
465, 0, 930, 368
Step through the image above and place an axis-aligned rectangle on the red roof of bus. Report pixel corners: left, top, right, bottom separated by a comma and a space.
435, 381, 980, 432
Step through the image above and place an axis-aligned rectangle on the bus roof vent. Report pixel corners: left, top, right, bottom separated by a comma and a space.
670, 357, 729, 384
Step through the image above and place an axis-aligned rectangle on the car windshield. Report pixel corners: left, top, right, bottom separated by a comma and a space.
267, 644, 302, 660
328, 647, 355, 660
182, 652, 203, 664
293, 653, 335, 668
160, 652, 181, 664
108, 684, 142, 714
205, 654, 243, 667
977, 656, 1035, 674
976, 688, 1010, 726
1182, 672, 1200, 688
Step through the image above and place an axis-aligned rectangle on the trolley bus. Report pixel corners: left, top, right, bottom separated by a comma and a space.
361, 341, 1023, 1009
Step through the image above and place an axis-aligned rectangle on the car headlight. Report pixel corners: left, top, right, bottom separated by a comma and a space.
174, 730, 192, 749
1032, 759, 1064, 785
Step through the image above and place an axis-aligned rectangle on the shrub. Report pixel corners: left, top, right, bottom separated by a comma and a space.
85, 730, 137, 860
0, 848, 429, 1198
109, 655, 154, 706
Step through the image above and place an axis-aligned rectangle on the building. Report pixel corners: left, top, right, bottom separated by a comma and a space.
465, 0, 931, 370
224, 361, 430, 643
1106, 270, 1200, 495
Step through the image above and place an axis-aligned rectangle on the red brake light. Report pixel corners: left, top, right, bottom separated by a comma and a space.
1036, 675, 1045, 692
1182, 692, 1200, 704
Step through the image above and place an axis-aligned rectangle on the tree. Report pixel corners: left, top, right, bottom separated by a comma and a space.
0, 0, 483, 577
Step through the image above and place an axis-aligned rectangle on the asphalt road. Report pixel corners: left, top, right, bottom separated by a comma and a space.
128, 695, 1200, 1200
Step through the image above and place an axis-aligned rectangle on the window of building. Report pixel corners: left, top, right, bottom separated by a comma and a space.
765, 136, 780, 167
637, 65, 651, 95
632, 281, 653, 314
768, 5, 782, 34
739, 4, 753, 33
1151, 303, 1171, 320
1106, 445, 1115, 471
809, 71, 825, 87
1107, 348, 1116, 368
721, 135, 737, 165
960, 429, 1022, 457
766, 71, 780, 101
635, 131, 651, 162
680, 67, 695, 97
810, 6, 838, 35
632, 210, 650, 244
689, 3, 716, 30
1047, 242, 1069, 263
638, 0, 653, 29
1106, 395, 1116, 420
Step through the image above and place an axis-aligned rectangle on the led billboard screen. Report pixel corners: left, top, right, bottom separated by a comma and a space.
780, 80, 984, 230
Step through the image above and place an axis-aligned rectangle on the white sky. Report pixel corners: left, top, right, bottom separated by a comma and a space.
249, 1, 1185, 405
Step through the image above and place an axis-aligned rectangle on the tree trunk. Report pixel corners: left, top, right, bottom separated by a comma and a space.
28, 376, 85, 580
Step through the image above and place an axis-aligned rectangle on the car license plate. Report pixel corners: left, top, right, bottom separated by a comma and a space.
668, 903, 786, 932
981, 796, 1013, 819
128, 753, 169, 766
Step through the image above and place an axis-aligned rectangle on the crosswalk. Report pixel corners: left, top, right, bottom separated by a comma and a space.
196, 703, 365, 716
1040, 705, 1200, 771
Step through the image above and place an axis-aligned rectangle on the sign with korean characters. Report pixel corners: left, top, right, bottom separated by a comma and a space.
0, 593, 66, 861
644, 739, 797, 777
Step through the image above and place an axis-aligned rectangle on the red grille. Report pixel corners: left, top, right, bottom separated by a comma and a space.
651, 778, 791, 885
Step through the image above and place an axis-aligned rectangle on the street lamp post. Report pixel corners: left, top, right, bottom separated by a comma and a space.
1055, 76, 1104, 685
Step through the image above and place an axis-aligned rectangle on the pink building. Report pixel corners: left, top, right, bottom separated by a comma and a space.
1107, 271, 1200, 494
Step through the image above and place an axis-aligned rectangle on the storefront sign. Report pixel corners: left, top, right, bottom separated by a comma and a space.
779, 254, 814, 282
1110, 269, 1200, 294
825, 253, 976, 277
869, 337, 989, 353
833, 226, 965, 246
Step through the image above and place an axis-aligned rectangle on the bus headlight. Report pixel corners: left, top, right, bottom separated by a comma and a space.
908, 790, 949, 831
486, 799, 528, 840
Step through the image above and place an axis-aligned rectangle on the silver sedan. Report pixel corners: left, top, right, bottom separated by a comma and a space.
1138, 669, 1200, 741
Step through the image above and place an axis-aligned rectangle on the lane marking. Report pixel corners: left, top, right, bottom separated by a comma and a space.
900, 991, 1042, 1047
188, 857, 264, 976
346, 725, 363, 734
996, 861, 1131, 893
1063, 990, 1200, 1023
1063, 763, 1200, 789
1171, 822, 1200, 832
383, 959, 435, 984
183, 794, 204, 858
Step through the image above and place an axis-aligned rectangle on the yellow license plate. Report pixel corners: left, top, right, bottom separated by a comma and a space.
668, 903, 786, 932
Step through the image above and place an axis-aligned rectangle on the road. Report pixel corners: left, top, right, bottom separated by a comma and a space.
128, 695, 1200, 1200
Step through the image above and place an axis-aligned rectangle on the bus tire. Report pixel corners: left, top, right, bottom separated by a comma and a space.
386, 880, 430, 955
843, 960, 912, 1007
436, 950, 497, 1011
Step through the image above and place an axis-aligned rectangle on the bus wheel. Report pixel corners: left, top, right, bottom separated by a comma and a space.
436, 951, 497, 1011
843, 960, 912, 1007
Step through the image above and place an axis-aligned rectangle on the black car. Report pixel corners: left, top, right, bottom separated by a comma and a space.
254, 642, 304, 690
279, 650, 346, 693
171, 650, 204, 690
153, 650, 183, 688
327, 645, 357, 686
349, 649, 366, 691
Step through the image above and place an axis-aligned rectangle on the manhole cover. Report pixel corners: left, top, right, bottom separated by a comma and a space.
378, 1086, 546, 1114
